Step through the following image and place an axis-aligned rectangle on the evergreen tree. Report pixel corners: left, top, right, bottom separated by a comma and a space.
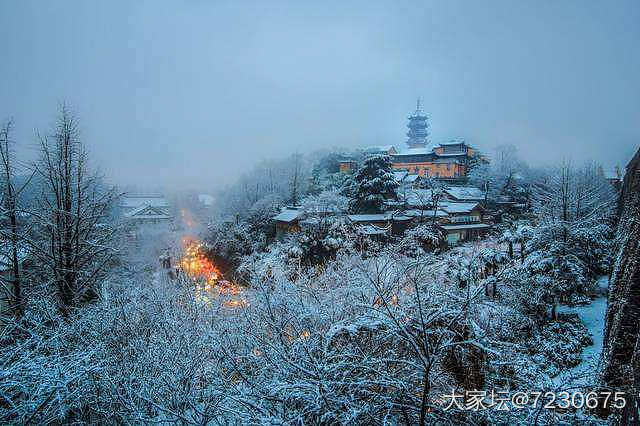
344, 155, 398, 213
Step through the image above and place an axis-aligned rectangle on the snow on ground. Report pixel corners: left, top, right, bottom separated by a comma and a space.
555, 275, 609, 387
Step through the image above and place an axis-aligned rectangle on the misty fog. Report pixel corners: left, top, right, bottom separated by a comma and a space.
1, 0, 638, 193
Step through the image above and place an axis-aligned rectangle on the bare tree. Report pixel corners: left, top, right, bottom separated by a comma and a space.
468, 144, 529, 207
30, 105, 120, 315
468, 161, 493, 207
289, 152, 302, 206
494, 144, 521, 192
0, 119, 33, 317
422, 177, 446, 225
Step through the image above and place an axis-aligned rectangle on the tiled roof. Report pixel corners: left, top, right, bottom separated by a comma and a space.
393, 147, 432, 156
273, 208, 303, 223
357, 224, 390, 235
444, 186, 485, 201
125, 205, 171, 219
440, 202, 479, 214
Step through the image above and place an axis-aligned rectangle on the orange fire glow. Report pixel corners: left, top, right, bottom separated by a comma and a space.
180, 237, 247, 308
180, 237, 221, 283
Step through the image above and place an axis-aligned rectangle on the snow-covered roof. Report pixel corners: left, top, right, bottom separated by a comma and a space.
299, 217, 321, 226
121, 195, 169, 208
365, 145, 396, 153
348, 213, 410, 222
393, 147, 433, 156
125, 205, 172, 219
402, 209, 448, 218
127, 213, 172, 220
273, 208, 303, 223
444, 186, 485, 201
440, 223, 491, 230
304, 205, 344, 215
347, 214, 392, 222
440, 202, 480, 214
357, 224, 389, 235
198, 194, 215, 206
404, 174, 420, 183
402, 189, 437, 206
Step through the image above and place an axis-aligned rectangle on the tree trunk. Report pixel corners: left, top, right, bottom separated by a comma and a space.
551, 296, 558, 321
418, 367, 430, 426
9, 213, 22, 317
0, 120, 24, 317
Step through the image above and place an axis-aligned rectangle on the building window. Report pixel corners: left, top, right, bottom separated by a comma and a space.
451, 215, 470, 223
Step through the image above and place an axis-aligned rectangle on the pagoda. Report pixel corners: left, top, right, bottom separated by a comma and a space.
406, 98, 429, 149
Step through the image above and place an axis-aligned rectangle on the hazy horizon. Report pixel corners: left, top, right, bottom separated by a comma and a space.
1, 0, 639, 192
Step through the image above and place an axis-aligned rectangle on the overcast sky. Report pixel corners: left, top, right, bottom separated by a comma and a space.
1, 0, 638, 191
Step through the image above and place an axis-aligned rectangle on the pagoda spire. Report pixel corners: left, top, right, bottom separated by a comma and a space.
406, 98, 429, 149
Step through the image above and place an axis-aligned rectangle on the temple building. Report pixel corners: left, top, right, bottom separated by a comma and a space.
120, 195, 172, 225
405, 99, 430, 149
392, 139, 478, 179
340, 100, 482, 179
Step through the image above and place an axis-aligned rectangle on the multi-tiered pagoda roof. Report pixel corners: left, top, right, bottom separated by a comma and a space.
406, 98, 429, 149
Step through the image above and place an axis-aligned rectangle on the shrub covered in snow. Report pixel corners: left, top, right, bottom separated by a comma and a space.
396, 223, 445, 256
528, 314, 592, 374
288, 218, 354, 266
